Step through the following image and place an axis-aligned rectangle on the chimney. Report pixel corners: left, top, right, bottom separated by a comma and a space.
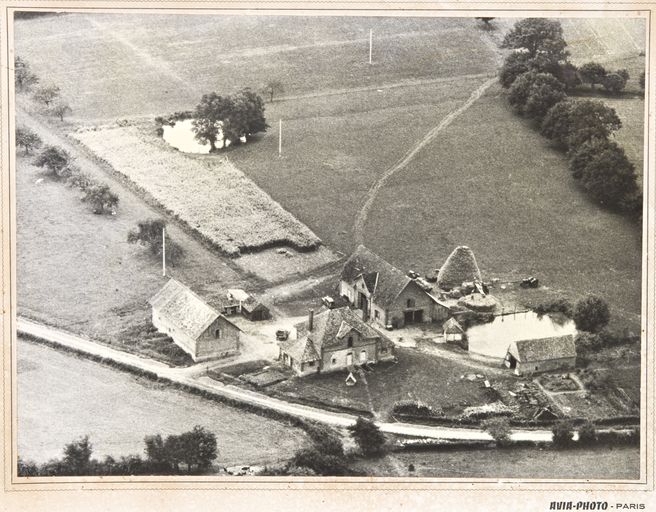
308, 309, 314, 331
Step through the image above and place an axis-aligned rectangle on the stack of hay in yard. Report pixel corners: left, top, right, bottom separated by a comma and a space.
437, 246, 482, 290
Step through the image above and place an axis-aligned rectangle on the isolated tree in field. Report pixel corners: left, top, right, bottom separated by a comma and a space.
573, 295, 611, 333
348, 417, 386, 456
192, 93, 234, 150
14, 56, 39, 92
508, 71, 565, 119
51, 101, 72, 121
82, 183, 119, 214
542, 99, 621, 149
33, 145, 71, 177
15, 125, 42, 155
579, 62, 607, 90
127, 219, 184, 265
263, 80, 284, 102
569, 139, 638, 207
62, 436, 94, 475
601, 72, 627, 94
32, 84, 61, 107
501, 18, 568, 62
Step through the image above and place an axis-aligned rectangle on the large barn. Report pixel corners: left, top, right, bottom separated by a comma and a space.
504, 335, 577, 376
149, 279, 241, 362
340, 245, 451, 329
279, 307, 395, 376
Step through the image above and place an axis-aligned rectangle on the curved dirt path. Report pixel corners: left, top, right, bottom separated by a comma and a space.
352, 76, 497, 246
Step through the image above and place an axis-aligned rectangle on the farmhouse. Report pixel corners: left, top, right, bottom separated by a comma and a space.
279, 307, 395, 376
149, 279, 240, 362
504, 334, 577, 376
340, 245, 451, 329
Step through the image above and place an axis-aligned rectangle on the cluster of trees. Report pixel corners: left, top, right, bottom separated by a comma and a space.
127, 219, 184, 266
192, 88, 268, 151
28, 140, 119, 215
18, 426, 218, 476
15, 56, 72, 121
500, 19, 641, 215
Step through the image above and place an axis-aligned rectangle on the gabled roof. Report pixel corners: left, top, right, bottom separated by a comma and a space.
341, 245, 415, 308
149, 279, 220, 340
510, 335, 576, 363
437, 246, 482, 290
443, 317, 464, 333
279, 337, 320, 363
294, 306, 390, 351
242, 296, 268, 313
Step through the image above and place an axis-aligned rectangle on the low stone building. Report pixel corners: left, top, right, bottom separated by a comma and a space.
279, 307, 395, 376
149, 279, 240, 362
504, 334, 576, 376
340, 245, 450, 329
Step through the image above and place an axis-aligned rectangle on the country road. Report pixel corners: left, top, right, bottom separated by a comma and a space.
15, 317, 567, 443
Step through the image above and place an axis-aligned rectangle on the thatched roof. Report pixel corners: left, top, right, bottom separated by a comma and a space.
437, 246, 482, 290
149, 279, 220, 340
508, 335, 576, 363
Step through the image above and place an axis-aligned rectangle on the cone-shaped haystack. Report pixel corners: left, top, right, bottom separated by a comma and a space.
437, 246, 482, 290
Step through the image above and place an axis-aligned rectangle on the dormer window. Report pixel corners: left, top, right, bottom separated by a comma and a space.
347, 336, 353, 348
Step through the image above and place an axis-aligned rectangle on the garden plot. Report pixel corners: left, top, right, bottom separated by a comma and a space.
71, 125, 321, 256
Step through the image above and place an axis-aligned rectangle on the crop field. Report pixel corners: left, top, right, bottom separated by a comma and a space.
71, 125, 321, 256
17, 338, 308, 466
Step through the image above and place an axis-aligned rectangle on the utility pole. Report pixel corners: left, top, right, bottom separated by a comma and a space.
162, 226, 166, 277
278, 119, 282, 157
369, 28, 373, 64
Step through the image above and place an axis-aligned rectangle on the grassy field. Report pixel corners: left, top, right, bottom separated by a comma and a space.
17, 338, 308, 466
71, 124, 322, 255
354, 445, 641, 479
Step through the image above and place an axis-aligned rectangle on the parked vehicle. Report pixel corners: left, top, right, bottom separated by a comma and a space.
276, 329, 289, 341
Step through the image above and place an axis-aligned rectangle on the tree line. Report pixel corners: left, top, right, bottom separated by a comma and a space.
15, 56, 72, 121
499, 18, 642, 217
18, 425, 217, 476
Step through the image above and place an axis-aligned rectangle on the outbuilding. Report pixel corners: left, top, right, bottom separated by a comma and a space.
504, 335, 576, 376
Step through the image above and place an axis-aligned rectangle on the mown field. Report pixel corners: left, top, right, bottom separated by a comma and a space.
17, 338, 308, 466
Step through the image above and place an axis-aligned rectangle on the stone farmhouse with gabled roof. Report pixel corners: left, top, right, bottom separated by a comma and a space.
149, 279, 241, 362
279, 306, 395, 376
340, 245, 451, 329
504, 334, 576, 376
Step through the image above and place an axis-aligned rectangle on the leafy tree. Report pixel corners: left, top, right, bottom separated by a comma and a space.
305, 423, 344, 456
499, 52, 534, 89
15, 125, 42, 155
290, 448, 349, 476
569, 139, 638, 207
192, 93, 234, 151
508, 71, 566, 119
542, 99, 621, 149
176, 425, 217, 473
14, 56, 39, 92
482, 417, 512, 447
552, 420, 575, 448
348, 416, 386, 456
574, 331, 602, 353
578, 421, 597, 446
144, 434, 172, 473
573, 295, 611, 333
579, 62, 607, 90
616, 69, 630, 82
127, 219, 184, 265
263, 80, 284, 102
32, 84, 61, 106
554, 62, 582, 91
62, 436, 93, 475
17, 458, 40, 476
501, 18, 569, 62
602, 72, 627, 94
82, 183, 119, 214
33, 145, 71, 178
51, 101, 72, 121
233, 88, 269, 141
476, 17, 495, 27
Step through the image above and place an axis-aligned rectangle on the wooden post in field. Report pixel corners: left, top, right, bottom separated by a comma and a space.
278, 119, 282, 157
162, 227, 166, 277
369, 29, 373, 64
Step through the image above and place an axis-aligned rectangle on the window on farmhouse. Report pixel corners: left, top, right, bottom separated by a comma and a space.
407, 299, 415, 308
331, 357, 337, 365
214, 329, 221, 338
374, 310, 380, 319
347, 336, 353, 348
380, 347, 387, 354
308, 361, 315, 367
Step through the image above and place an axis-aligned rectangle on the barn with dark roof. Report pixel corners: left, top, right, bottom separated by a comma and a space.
279, 307, 395, 376
340, 245, 450, 328
149, 279, 241, 362
504, 334, 576, 376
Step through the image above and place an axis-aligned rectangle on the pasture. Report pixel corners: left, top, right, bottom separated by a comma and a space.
14, 14, 646, 336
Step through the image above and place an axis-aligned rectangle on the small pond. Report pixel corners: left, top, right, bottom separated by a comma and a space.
162, 119, 244, 154
466, 311, 577, 360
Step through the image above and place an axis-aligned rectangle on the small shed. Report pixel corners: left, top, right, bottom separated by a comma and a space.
504, 335, 576, 376
442, 317, 464, 343
149, 279, 240, 362
241, 296, 270, 321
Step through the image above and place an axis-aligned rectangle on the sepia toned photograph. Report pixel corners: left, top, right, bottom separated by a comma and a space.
5, 4, 651, 491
